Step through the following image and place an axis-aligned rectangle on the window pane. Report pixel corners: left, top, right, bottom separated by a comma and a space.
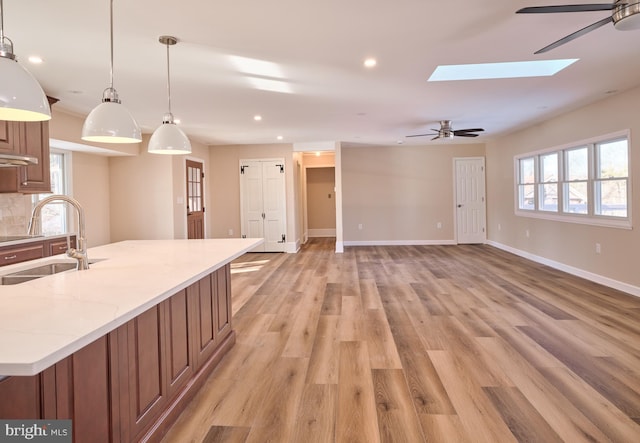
539, 183, 558, 212
540, 153, 558, 183
595, 179, 627, 217
519, 184, 535, 210
597, 139, 628, 178
564, 182, 588, 214
566, 147, 588, 181
519, 158, 535, 184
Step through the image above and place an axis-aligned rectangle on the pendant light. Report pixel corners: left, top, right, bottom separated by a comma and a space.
148, 36, 191, 155
82, 0, 141, 143
0, 0, 51, 121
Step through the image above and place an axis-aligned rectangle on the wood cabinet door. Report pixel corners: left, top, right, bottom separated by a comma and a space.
17, 121, 51, 193
188, 273, 218, 369
215, 264, 232, 342
164, 290, 194, 397
53, 336, 114, 443
122, 304, 168, 440
0, 120, 17, 153
0, 374, 43, 418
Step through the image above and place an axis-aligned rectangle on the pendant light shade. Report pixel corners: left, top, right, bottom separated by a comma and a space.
148, 112, 192, 154
82, 88, 141, 143
148, 35, 191, 155
0, 0, 51, 121
82, 0, 141, 144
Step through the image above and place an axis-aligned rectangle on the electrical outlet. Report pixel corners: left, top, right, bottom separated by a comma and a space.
437, 222, 442, 229
525, 229, 530, 238
498, 223, 502, 231
596, 243, 601, 254
358, 223, 363, 230
228, 229, 233, 236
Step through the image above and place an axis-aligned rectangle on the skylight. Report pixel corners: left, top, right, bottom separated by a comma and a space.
428, 59, 579, 82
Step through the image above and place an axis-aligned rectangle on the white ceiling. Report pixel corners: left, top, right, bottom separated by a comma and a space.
5, 0, 640, 146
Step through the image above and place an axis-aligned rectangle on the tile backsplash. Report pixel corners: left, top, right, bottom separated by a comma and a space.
0, 194, 33, 236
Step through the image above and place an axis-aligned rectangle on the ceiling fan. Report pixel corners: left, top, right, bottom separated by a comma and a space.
407, 120, 484, 141
517, 1, 640, 53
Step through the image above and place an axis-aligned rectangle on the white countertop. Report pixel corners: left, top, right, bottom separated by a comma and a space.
0, 238, 262, 376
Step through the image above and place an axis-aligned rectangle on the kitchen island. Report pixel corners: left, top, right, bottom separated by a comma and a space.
0, 238, 262, 442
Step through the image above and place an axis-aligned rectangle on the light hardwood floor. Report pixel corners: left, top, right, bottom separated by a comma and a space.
161, 238, 640, 443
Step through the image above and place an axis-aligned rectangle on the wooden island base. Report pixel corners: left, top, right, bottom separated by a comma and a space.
0, 264, 234, 443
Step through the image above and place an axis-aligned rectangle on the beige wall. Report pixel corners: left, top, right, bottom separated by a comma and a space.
109, 135, 174, 242
486, 84, 640, 289
342, 143, 484, 243
71, 152, 111, 247
306, 167, 336, 231
209, 144, 299, 247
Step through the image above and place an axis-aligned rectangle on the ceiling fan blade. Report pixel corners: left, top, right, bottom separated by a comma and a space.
406, 133, 432, 138
431, 135, 441, 141
454, 133, 479, 137
517, 4, 617, 14
454, 128, 484, 133
534, 16, 613, 53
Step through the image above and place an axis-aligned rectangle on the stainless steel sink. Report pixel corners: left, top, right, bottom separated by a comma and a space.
0, 259, 104, 285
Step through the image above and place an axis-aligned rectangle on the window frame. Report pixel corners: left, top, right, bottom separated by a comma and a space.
514, 130, 632, 229
32, 149, 74, 235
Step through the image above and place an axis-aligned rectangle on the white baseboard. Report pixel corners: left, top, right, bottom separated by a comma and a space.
343, 239, 457, 247
487, 240, 640, 298
308, 229, 336, 237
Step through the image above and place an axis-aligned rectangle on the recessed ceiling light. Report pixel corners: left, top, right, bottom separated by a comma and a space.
428, 59, 579, 81
364, 58, 377, 68
174, 119, 181, 124
277, 135, 283, 140
254, 115, 262, 121
28, 55, 44, 64
315, 152, 321, 156
396, 140, 403, 145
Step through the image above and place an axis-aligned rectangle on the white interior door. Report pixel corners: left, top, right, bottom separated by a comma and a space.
455, 157, 486, 244
240, 159, 287, 252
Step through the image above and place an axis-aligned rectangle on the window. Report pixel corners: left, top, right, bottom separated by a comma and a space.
564, 147, 588, 214
33, 151, 72, 235
539, 152, 558, 212
515, 132, 630, 228
518, 157, 535, 210
595, 139, 628, 217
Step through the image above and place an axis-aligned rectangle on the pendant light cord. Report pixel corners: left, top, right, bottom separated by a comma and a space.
109, 0, 114, 90
0, 0, 4, 43
165, 41, 172, 115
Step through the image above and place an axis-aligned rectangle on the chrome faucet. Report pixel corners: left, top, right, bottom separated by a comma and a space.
28, 195, 89, 270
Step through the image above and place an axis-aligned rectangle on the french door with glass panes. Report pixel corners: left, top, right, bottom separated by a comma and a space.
186, 160, 204, 239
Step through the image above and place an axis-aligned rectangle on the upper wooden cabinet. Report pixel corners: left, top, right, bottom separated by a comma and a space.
0, 120, 51, 194
0, 97, 56, 194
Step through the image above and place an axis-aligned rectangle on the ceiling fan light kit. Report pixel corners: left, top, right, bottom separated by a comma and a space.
82, 0, 141, 144
407, 120, 484, 141
517, 1, 640, 53
0, 0, 51, 122
613, 1, 640, 30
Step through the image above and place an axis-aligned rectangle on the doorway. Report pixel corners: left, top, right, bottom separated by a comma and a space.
454, 157, 486, 244
306, 167, 336, 238
186, 159, 205, 239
